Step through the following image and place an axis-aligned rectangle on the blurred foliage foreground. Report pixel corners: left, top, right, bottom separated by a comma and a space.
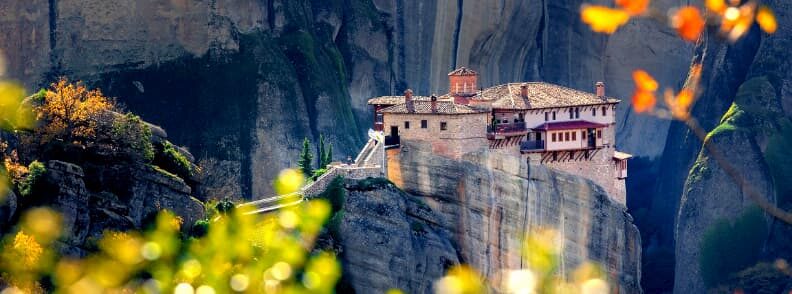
0, 79, 616, 293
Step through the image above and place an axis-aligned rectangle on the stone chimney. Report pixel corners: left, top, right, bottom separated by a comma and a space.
520, 83, 529, 98
430, 95, 438, 113
448, 67, 478, 97
405, 89, 414, 113
595, 82, 605, 98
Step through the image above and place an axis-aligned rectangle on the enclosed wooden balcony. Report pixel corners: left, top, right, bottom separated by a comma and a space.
487, 122, 528, 139
520, 140, 546, 153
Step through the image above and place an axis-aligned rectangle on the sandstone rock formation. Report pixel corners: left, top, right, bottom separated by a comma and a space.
361, 141, 642, 293
0, 0, 694, 201
667, 1, 792, 289
335, 180, 459, 293
24, 160, 205, 256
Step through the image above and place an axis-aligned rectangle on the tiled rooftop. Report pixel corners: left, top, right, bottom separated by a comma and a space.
367, 96, 432, 105
368, 82, 619, 111
448, 67, 478, 76
379, 100, 486, 114
532, 120, 609, 131
477, 83, 619, 109
613, 151, 633, 160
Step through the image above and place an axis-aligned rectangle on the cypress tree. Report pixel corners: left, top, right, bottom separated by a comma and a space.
318, 134, 326, 168
323, 143, 333, 167
298, 137, 313, 176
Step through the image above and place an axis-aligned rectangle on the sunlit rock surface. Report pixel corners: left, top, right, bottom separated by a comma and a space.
372, 141, 642, 293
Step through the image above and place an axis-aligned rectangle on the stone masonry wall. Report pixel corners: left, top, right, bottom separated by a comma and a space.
384, 113, 488, 159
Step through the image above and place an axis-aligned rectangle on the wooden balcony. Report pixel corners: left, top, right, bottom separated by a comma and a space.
487, 122, 528, 139
520, 140, 545, 153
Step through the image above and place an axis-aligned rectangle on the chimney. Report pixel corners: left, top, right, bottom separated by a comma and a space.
430, 95, 438, 113
520, 83, 528, 98
595, 82, 605, 98
405, 89, 414, 113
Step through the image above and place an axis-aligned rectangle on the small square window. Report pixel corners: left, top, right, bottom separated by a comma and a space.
421, 120, 428, 128
440, 122, 448, 130
404, 121, 410, 129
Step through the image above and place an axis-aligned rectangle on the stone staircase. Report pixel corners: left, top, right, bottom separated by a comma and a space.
239, 136, 385, 214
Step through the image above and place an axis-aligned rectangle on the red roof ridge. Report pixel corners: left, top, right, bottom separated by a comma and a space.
532, 120, 609, 131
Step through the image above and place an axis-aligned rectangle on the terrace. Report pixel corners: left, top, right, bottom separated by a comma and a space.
487, 122, 528, 139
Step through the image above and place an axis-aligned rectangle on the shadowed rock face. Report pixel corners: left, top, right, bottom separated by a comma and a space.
22, 160, 205, 256
0, 0, 693, 201
380, 141, 641, 293
334, 182, 459, 293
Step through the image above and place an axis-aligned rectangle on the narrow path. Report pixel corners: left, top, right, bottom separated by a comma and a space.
239, 137, 384, 214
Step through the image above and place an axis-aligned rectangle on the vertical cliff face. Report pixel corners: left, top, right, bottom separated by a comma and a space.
333, 181, 459, 293
380, 141, 641, 293
668, 0, 792, 291
0, 0, 696, 201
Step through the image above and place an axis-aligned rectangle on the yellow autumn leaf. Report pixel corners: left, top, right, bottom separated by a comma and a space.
705, 0, 727, 13
756, 6, 777, 34
581, 5, 631, 34
616, 0, 650, 16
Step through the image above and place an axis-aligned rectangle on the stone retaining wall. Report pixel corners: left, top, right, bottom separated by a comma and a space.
303, 166, 384, 197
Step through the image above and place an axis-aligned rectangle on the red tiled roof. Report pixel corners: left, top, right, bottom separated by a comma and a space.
448, 67, 478, 76
367, 96, 432, 105
379, 100, 486, 114
532, 120, 608, 131
476, 82, 619, 109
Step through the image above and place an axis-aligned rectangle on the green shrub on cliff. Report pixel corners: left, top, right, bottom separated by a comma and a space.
298, 137, 314, 177
154, 141, 193, 180
699, 207, 768, 287
19, 161, 46, 198
712, 262, 792, 293
111, 113, 154, 162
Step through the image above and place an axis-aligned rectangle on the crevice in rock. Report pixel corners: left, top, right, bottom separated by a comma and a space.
450, 0, 464, 69
536, 0, 547, 79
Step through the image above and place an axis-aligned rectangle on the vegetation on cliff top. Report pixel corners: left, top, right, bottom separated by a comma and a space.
1, 80, 342, 291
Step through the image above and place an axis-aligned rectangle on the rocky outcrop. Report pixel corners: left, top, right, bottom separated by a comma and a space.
335, 181, 458, 293
381, 141, 641, 293
17, 159, 204, 256
674, 130, 775, 293
1, 0, 694, 202
672, 1, 792, 293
